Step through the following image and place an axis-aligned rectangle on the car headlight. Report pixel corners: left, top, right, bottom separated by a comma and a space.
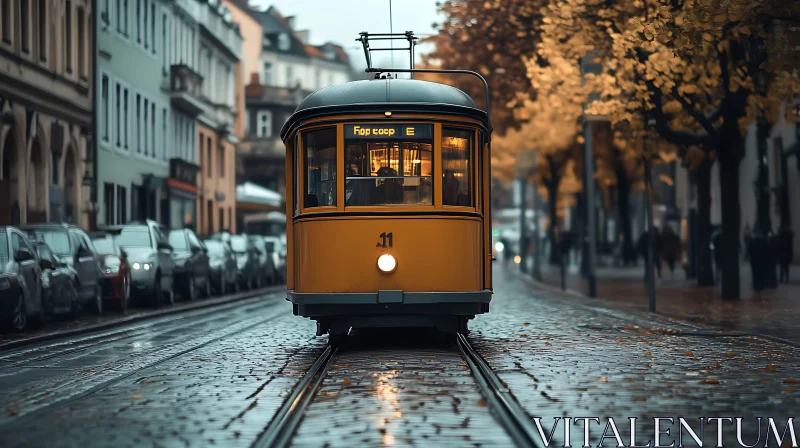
377, 254, 397, 273
495, 242, 504, 253
143, 263, 151, 271
132, 263, 141, 270
0, 277, 11, 290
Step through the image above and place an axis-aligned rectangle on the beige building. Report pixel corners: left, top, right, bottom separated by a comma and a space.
0, 0, 94, 228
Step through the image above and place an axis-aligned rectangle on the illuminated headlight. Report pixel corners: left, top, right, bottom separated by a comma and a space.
513, 255, 522, 264
143, 263, 151, 271
132, 263, 141, 270
0, 277, 10, 290
132, 263, 151, 270
495, 242, 504, 253
377, 254, 397, 273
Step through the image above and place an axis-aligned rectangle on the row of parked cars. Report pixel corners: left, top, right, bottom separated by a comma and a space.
0, 220, 287, 332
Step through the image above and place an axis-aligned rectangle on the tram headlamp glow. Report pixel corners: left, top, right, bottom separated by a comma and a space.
494, 242, 504, 253
513, 255, 522, 264
377, 254, 397, 273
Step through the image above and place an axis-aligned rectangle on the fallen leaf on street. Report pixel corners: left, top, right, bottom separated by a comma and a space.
783, 378, 800, 384
477, 399, 487, 407
685, 350, 695, 357
645, 351, 651, 356
520, 334, 528, 337
701, 379, 720, 384
599, 376, 608, 383
766, 364, 778, 372
131, 394, 144, 399
712, 361, 722, 368
785, 388, 796, 394
725, 351, 735, 358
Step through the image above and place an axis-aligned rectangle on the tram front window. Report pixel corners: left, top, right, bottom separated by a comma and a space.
442, 128, 473, 206
344, 141, 433, 206
303, 127, 337, 207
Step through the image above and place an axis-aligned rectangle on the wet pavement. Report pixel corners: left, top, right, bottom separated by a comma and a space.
0, 266, 797, 447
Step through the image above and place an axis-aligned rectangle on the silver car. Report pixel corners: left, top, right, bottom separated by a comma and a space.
263, 235, 286, 284
112, 222, 175, 306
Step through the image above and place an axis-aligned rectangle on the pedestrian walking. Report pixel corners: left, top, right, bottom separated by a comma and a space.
661, 225, 681, 280
637, 227, 662, 280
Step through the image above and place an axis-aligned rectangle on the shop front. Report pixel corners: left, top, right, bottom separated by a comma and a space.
162, 159, 200, 230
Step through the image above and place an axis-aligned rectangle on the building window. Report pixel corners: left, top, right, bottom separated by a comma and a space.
206, 137, 212, 176
102, 75, 110, 142
65, 1, 72, 73
135, 0, 141, 43
38, 0, 46, 60
143, 98, 149, 156
104, 183, 115, 224
1, 0, 11, 43
117, 186, 127, 224
115, 84, 121, 147
142, 0, 148, 48
117, 0, 128, 35
161, 13, 167, 73
218, 145, 225, 178
52, 153, 61, 185
219, 208, 224, 231
123, 88, 129, 148
20, 0, 30, 53
228, 208, 232, 232
263, 62, 272, 85
207, 200, 213, 233
136, 94, 142, 153
162, 108, 167, 161
286, 65, 293, 88
257, 111, 272, 138
151, 102, 156, 159
77, 8, 85, 78
102, 0, 110, 25
150, 3, 155, 54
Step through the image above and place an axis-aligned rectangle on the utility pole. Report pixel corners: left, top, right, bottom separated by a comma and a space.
519, 174, 528, 273
583, 119, 597, 298
532, 167, 542, 281
643, 152, 657, 313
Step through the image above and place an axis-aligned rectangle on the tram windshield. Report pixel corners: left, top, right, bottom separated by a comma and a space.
344, 141, 433, 206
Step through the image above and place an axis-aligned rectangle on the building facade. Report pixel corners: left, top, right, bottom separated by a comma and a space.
233, 5, 353, 200
195, 0, 241, 235
1, 0, 94, 228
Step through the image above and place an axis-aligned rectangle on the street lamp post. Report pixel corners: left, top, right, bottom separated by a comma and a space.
583, 119, 597, 298
642, 135, 657, 313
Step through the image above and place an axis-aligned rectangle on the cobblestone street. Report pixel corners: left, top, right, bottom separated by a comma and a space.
0, 266, 797, 447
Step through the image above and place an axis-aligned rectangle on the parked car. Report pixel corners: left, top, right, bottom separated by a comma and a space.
168, 229, 211, 300
0, 227, 44, 331
248, 236, 274, 286
90, 232, 132, 312
202, 238, 238, 295
21, 223, 104, 314
228, 234, 259, 290
32, 239, 78, 317
263, 235, 286, 284
110, 221, 175, 306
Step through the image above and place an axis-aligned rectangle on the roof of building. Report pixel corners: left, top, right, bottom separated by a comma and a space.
280, 79, 488, 139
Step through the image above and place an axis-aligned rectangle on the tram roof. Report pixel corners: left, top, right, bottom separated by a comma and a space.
280, 79, 489, 140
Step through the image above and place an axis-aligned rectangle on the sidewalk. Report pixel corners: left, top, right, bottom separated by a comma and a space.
516, 257, 800, 345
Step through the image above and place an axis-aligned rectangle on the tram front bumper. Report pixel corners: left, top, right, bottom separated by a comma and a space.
288, 289, 492, 317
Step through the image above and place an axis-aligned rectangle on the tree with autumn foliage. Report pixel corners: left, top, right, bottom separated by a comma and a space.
533, 0, 800, 299
423, 0, 548, 132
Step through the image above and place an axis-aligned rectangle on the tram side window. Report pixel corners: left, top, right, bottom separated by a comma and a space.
442, 128, 473, 206
344, 140, 433, 206
303, 128, 337, 208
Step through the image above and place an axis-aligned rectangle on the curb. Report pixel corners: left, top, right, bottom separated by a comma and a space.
512, 271, 800, 349
0, 286, 287, 353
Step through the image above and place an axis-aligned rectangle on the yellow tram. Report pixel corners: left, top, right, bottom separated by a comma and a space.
280, 33, 493, 340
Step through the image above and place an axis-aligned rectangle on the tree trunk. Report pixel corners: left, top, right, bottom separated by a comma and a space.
616, 165, 635, 264
718, 144, 742, 300
547, 183, 560, 265
695, 159, 715, 286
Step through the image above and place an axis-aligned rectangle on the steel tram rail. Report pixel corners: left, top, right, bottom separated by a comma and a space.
457, 333, 543, 448
252, 344, 339, 448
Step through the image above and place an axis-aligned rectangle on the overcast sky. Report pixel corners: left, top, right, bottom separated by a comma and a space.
251, 0, 443, 70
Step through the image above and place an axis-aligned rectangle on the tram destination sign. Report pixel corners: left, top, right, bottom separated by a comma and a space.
345, 124, 433, 140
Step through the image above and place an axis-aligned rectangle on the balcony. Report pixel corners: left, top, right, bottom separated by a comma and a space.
169, 64, 205, 117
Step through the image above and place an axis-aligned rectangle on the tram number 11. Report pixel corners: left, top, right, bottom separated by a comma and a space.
377, 232, 394, 248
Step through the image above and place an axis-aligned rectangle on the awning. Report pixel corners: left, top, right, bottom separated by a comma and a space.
235, 182, 282, 208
